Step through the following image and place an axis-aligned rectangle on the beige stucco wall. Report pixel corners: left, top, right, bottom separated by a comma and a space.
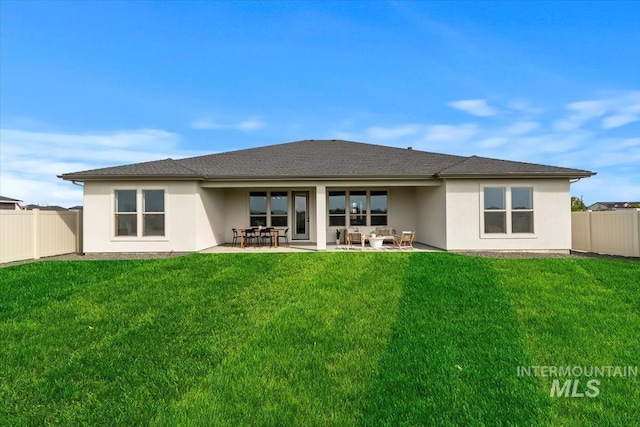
83, 181, 215, 252
82, 178, 571, 252
415, 185, 447, 249
443, 179, 571, 251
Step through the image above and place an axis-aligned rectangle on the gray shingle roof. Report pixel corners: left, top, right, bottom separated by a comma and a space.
0, 196, 23, 203
59, 139, 595, 181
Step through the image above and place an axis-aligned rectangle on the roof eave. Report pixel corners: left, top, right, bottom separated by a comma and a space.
436, 172, 596, 179
58, 174, 204, 182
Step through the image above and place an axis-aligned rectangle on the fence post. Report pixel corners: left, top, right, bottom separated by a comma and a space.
587, 210, 593, 253
32, 209, 40, 260
75, 210, 83, 254
635, 210, 640, 257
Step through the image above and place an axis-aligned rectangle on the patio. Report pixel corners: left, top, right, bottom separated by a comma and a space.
199, 242, 442, 253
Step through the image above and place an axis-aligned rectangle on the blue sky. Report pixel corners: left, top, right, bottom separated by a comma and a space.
1, 0, 638, 207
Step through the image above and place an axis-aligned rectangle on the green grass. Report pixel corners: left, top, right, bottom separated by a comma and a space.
1, 253, 638, 426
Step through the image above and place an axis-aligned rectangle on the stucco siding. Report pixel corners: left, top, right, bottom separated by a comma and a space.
444, 179, 571, 251
83, 181, 202, 252
196, 187, 226, 249
415, 185, 447, 249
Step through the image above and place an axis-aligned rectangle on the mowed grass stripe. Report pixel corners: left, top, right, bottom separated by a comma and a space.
361, 253, 549, 426
2, 255, 280, 425
494, 258, 640, 426
155, 253, 409, 425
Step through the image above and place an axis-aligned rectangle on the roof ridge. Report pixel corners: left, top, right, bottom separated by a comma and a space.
435, 155, 473, 175
168, 158, 206, 178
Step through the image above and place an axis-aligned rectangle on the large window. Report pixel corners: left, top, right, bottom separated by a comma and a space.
115, 189, 165, 237
249, 191, 289, 227
270, 192, 288, 227
370, 191, 388, 226
349, 191, 367, 226
143, 190, 165, 236
329, 191, 346, 226
249, 192, 267, 226
115, 190, 137, 236
484, 187, 506, 233
512, 187, 534, 233
329, 190, 388, 227
483, 187, 534, 234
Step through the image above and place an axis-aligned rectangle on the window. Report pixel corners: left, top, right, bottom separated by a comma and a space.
370, 191, 388, 226
115, 189, 165, 237
329, 191, 346, 226
270, 192, 288, 227
483, 187, 534, 235
248, 191, 289, 227
143, 190, 165, 236
349, 191, 367, 226
115, 190, 137, 236
329, 190, 388, 227
484, 187, 506, 233
512, 187, 533, 233
249, 192, 267, 226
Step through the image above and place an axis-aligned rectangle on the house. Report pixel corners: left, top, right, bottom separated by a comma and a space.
587, 202, 640, 211
0, 196, 24, 210
58, 139, 595, 253
24, 204, 70, 211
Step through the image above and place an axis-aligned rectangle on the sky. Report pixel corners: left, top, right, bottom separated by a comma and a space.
1, 0, 639, 208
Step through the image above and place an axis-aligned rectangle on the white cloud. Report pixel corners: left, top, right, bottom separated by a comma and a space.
0, 127, 203, 207
554, 92, 640, 131
423, 124, 478, 142
367, 124, 421, 140
447, 99, 498, 117
602, 114, 639, 129
190, 116, 265, 131
503, 121, 539, 135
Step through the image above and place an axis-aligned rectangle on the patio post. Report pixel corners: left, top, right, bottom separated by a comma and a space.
316, 184, 327, 250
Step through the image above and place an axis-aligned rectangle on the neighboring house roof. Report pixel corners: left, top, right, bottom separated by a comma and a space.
24, 204, 69, 211
587, 202, 640, 210
58, 139, 595, 181
0, 196, 23, 203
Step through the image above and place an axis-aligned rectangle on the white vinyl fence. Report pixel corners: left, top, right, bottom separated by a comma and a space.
0, 209, 83, 263
572, 210, 640, 257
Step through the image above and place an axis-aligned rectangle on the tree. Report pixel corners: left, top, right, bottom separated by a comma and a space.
571, 196, 587, 211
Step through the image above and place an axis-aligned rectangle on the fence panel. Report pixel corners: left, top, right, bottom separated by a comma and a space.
0, 209, 83, 263
572, 210, 640, 257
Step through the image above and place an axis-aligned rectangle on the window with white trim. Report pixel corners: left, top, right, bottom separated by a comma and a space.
511, 187, 534, 233
249, 191, 289, 227
329, 190, 388, 227
328, 191, 346, 226
115, 190, 137, 236
483, 187, 506, 233
142, 190, 165, 236
114, 189, 165, 237
483, 187, 534, 234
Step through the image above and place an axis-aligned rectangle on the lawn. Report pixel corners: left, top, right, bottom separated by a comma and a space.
1, 253, 638, 426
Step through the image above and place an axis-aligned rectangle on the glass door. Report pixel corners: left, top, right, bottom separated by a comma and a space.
292, 191, 309, 240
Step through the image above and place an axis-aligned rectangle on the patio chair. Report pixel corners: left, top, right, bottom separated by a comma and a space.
243, 228, 259, 248
277, 228, 289, 247
231, 228, 239, 247
346, 230, 364, 250
259, 227, 274, 247
393, 231, 415, 250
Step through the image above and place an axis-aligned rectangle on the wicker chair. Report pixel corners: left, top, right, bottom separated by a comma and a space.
393, 231, 415, 250
346, 230, 364, 250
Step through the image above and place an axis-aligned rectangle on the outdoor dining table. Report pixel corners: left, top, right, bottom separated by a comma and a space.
238, 228, 283, 248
